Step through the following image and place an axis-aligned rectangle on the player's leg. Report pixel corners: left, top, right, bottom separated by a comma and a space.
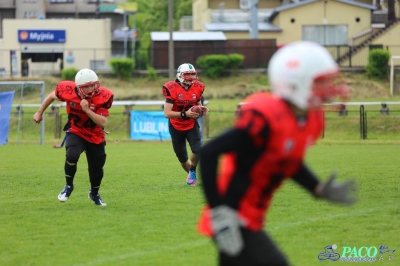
186, 122, 202, 186
169, 123, 190, 173
85, 141, 107, 206
218, 229, 289, 266
58, 133, 85, 202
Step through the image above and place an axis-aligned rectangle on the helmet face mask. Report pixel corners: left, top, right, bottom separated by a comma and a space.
310, 72, 349, 108
75, 68, 100, 99
268, 41, 349, 110
176, 63, 197, 86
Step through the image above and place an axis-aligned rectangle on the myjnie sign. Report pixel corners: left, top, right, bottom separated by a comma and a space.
18, 30, 66, 43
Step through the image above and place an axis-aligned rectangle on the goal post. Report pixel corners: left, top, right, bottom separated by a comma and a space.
0, 81, 45, 145
389, 56, 400, 97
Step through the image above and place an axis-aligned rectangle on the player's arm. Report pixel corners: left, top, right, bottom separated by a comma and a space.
80, 99, 108, 128
292, 164, 357, 205
200, 128, 258, 208
163, 101, 199, 119
33, 91, 60, 124
201, 126, 267, 256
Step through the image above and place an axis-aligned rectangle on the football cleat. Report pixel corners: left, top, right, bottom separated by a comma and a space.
58, 184, 74, 202
88, 190, 107, 206
186, 170, 197, 186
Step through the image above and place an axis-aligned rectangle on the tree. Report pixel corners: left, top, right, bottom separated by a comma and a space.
131, 0, 193, 69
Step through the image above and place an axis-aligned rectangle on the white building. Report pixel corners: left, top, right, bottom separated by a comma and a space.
0, 19, 112, 77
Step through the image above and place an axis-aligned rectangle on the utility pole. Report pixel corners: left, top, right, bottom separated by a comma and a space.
388, 0, 396, 23
123, 11, 128, 58
95, 0, 100, 19
168, 0, 175, 80
132, 14, 136, 65
249, 0, 258, 39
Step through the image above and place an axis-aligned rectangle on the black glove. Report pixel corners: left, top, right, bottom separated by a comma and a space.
320, 172, 357, 205
211, 205, 244, 256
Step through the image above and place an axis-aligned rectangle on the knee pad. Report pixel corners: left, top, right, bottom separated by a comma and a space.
176, 152, 188, 163
66, 146, 81, 164
190, 142, 202, 155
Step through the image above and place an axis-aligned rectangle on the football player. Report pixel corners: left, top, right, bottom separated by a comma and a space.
162, 63, 209, 186
33, 68, 114, 206
198, 41, 357, 265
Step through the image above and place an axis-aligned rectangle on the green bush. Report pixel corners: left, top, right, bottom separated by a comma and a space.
196, 54, 229, 78
365, 49, 391, 79
109, 58, 135, 79
228, 53, 245, 71
196, 55, 207, 70
61, 67, 79, 81
147, 66, 158, 81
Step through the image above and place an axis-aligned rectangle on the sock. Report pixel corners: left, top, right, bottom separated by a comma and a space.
91, 186, 100, 196
190, 165, 196, 172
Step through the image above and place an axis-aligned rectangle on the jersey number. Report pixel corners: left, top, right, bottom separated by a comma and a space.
177, 105, 193, 112
68, 114, 97, 130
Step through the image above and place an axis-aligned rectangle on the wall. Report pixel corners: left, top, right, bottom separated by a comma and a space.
373, 22, 400, 64
272, 1, 372, 45
151, 39, 276, 69
193, 0, 209, 31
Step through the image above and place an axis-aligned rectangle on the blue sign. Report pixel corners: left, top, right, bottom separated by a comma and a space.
130, 111, 171, 141
0, 91, 15, 145
18, 30, 66, 43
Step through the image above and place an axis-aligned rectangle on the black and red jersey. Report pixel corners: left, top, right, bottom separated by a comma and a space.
55, 81, 114, 144
162, 80, 204, 131
198, 92, 324, 236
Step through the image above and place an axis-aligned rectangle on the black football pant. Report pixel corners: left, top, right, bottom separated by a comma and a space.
168, 121, 202, 163
65, 133, 107, 188
218, 228, 289, 266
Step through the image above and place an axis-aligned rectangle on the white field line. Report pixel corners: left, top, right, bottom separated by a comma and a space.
72, 239, 210, 266
267, 206, 388, 231
73, 206, 397, 266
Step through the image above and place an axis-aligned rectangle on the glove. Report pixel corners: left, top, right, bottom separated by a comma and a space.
320, 172, 357, 205
211, 205, 244, 257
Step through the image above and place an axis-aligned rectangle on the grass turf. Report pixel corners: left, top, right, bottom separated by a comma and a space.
0, 141, 399, 265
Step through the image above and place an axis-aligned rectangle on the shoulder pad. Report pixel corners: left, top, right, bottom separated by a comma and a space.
194, 81, 205, 89
163, 81, 177, 91
99, 87, 114, 99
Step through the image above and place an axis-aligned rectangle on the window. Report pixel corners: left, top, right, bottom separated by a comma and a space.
24, 11, 37, 18
180, 16, 192, 31
90, 60, 105, 71
302, 25, 348, 45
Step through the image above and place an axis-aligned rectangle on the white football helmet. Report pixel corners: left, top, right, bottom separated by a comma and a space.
268, 41, 348, 110
176, 63, 198, 86
75, 68, 100, 98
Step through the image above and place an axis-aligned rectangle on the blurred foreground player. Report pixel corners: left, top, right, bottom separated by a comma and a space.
198, 41, 357, 265
33, 68, 113, 206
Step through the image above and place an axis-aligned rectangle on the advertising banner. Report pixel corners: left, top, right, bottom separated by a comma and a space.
0, 91, 15, 145
130, 110, 171, 141
18, 30, 66, 43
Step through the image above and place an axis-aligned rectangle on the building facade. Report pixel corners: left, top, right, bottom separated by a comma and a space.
0, 19, 112, 77
0, 0, 137, 75
191, 0, 400, 66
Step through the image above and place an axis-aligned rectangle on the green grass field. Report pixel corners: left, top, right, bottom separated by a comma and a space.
0, 141, 399, 266
1, 75, 400, 265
